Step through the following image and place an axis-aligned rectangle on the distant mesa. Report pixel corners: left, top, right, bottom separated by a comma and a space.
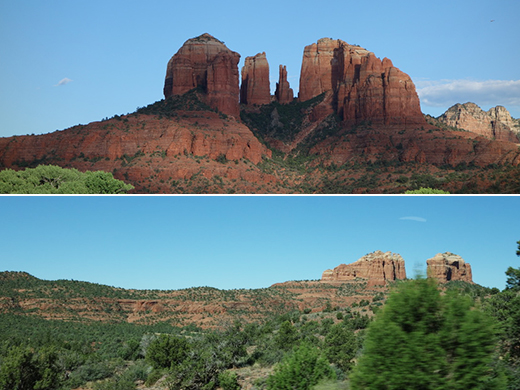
321, 250, 473, 285
321, 250, 407, 287
426, 252, 473, 283
438, 102, 520, 143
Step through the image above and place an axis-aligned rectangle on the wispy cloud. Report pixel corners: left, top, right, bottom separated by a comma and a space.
399, 216, 427, 223
55, 78, 73, 87
416, 79, 520, 115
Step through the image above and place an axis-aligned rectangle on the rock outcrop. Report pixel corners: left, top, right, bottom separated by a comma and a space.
426, 252, 473, 283
275, 65, 294, 104
298, 38, 426, 127
438, 103, 520, 142
163, 33, 240, 117
240, 52, 271, 106
321, 250, 406, 287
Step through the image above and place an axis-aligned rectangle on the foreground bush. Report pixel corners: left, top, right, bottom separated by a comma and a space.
0, 165, 134, 194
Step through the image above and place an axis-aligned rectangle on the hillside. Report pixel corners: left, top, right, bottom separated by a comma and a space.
0, 271, 388, 329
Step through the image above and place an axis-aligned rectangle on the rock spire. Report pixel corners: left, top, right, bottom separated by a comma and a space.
240, 52, 271, 105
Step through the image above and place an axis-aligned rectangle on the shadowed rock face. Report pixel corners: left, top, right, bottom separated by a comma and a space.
240, 52, 271, 106
438, 103, 520, 142
426, 252, 473, 283
299, 38, 426, 128
321, 250, 407, 287
164, 33, 240, 117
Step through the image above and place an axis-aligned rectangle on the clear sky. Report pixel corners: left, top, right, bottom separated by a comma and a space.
1, 195, 519, 291
0, 0, 519, 138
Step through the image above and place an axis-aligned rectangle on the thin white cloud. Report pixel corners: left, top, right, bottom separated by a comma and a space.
55, 78, 73, 86
399, 216, 427, 223
416, 79, 520, 116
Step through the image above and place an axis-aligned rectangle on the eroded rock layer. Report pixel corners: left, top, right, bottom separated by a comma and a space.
164, 33, 240, 117
426, 252, 473, 283
321, 250, 406, 286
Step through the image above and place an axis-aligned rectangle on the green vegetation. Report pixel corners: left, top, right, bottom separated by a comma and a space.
240, 93, 326, 143
404, 187, 450, 194
135, 88, 218, 118
351, 278, 501, 389
0, 165, 133, 194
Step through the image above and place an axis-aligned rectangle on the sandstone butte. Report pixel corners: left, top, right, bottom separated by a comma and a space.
438, 102, 520, 143
240, 52, 271, 105
322, 250, 473, 286
164, 33, 241, 117
426, 252, 473, 283
298, 38, 426, 127
321, 250, 407, 287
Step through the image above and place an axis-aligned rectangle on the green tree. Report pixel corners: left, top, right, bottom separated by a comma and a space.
0, 165, 133, 194
275, 320, 299, 351
323, 323, 357, 372
505, 240, 520, 290
266, 343, 336, 390
145, 334, 190, 369
350, 278, 500, 390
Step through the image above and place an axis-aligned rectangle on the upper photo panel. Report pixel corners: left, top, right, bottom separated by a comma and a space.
1, 1, 519, 194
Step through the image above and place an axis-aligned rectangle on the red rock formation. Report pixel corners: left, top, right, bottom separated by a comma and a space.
164, 33, 240, 117
298, 38, 425, 128
240, 52, 271, 105
426, 252, 473, 283
275, 65, 294, 104
438, 103, 520, 142
321, 250, 406, 287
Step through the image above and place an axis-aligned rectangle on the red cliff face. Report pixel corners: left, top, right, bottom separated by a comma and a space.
426, 252, 473, 283
164, 33, 240, 117
321, 250, 406, 287
299, 38, 425, 128
275, 65, 294, 104
240, 52, 271, 106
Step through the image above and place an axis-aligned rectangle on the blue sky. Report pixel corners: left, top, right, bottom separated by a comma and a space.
1, 195, 519, 291
0, 0, 519, 138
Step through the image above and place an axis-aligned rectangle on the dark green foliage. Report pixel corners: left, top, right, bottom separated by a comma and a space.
323, 323, 357, 372
145, 334, 190, 369
266, 343, 336, 390
0, 165, 133, 194
218, 371, 240, 390
240, 93, 326, 143
0, 346, 61, 390
135, 88, 216, 118
350, 278, 500, 390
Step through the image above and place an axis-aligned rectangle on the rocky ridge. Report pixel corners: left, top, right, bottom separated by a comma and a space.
438, 103, 520, 143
